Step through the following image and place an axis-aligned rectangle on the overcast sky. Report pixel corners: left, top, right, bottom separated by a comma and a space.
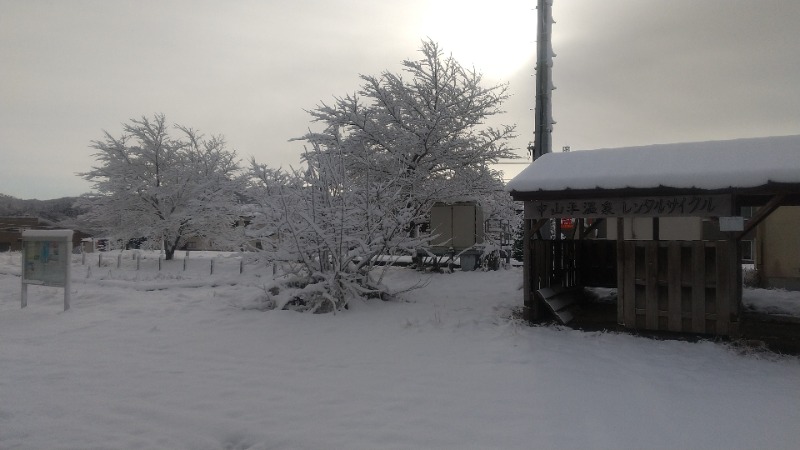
2, 0, 799, 200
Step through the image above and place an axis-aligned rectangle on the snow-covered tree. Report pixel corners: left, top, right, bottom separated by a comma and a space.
298, 39, 518, 229
245, 40, 519, 311
246, 139, 428, 313
78, 114, 244, 259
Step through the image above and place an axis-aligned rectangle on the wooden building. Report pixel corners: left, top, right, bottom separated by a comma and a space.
1, 217, 46, 252
507, 135, 800, 336
0, 217, 89, 252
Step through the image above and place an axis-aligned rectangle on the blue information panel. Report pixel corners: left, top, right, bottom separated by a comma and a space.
23, 239, 69, 287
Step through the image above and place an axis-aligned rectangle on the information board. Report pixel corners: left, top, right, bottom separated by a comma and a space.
21, 229, 73, 310
23, 239, 69, 286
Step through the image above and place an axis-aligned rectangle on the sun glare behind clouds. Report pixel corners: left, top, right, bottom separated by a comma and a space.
419, 0, 536, 80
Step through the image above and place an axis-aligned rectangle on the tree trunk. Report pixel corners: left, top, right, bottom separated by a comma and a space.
163, 237, 179, 260
163, 233, 183, 261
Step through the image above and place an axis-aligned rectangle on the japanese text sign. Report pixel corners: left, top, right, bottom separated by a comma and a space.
525, 195, 732, 219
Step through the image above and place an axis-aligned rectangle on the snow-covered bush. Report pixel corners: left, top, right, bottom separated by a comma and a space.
247, 143, 427, 312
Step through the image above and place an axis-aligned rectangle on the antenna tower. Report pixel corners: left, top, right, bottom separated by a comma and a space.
532, 0, 555, 160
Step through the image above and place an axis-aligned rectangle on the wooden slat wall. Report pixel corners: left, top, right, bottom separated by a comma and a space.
623, 242, 636, 327
691, 241, 706, 333
667, 242, 682, 332
523, 215, 741, 335
645, 242, 659, 329
617, 240, 740, 336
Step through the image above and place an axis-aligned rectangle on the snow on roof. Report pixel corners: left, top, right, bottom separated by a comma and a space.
506, 135, 800, 194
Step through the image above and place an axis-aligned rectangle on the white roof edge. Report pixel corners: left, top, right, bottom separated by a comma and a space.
506, 135, 800, 193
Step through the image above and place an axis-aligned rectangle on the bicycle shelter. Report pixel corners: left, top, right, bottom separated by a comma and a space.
507, 136, 800, 336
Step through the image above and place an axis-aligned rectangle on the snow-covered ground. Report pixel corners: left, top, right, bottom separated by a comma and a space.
1, 251, 799, 450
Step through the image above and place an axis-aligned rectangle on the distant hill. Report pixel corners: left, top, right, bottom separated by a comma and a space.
0, 194, 84, 222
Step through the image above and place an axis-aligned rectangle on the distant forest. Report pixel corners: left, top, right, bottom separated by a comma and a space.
0, 194, 83, 222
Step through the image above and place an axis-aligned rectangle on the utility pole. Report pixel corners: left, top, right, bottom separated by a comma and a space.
532, 0, 555, 160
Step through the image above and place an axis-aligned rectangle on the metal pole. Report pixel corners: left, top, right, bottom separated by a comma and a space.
533, 0, 554, 160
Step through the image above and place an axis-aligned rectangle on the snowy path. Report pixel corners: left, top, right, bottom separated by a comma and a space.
1, 257, 799, 449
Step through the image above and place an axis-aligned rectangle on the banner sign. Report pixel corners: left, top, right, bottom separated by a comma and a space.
525, 195, 732, 219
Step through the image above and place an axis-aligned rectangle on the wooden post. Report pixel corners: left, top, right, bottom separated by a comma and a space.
623, 242, 636, 327
553, 219, 562, 285
691, 241, 706, 333
716, 241, 733, 335
667, 242, 682, 331
735, 194, 785, 241
616, 218, 625, 325
731, 238, 743, 336
645, 241, 659, 330
523, 216, 538, 321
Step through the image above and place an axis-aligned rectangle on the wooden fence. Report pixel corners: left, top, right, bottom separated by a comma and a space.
81, 252, 247, 277
526, 239, 741, 336
617, 240, 741, 335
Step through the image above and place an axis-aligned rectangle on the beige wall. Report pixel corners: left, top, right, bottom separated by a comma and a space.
606, 217, 703, 240
758, 206, 800, 289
